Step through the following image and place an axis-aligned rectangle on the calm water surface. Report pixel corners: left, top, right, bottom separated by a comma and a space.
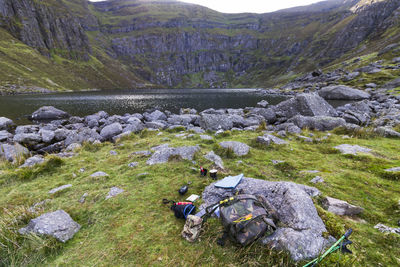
0, 88, 289, 124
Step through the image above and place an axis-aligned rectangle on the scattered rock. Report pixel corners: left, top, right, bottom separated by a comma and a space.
109, 150, 118, 155
257, 100, 269, 108
147, 145, 200, 165
200, 135, 213, 140
105, 187, 124, 200
301, 170, 320, 174
257, 134, 288, 146
204, 151, 224, 169
90, 171, 109, 177
322, 196, 364, 216
374, 224, 400, 235
48, 184, 72, 194
201, 177, 329, 261
20, 155, 44, 168
219, 141, 250, 156
31, 106, 70, 121
19, 210, 80, 242
318, 85, 370, 100
384, 167, 400, 172
27, 199, 51, 213
271, 160, 285, 165
79, 193, 88, 203
65, 143, 82, 152
297, 135, 313, 142
334, 144, 372, 155
128, 162, 138, 168
131, 150, 152, 156
310, 176, 324, 184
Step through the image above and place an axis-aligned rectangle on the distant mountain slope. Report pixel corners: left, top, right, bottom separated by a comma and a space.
0, 0, 399, 92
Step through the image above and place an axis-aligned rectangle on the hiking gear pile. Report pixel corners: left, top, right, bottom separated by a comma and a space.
204, 194, 278, 246
163, 199, 196, 219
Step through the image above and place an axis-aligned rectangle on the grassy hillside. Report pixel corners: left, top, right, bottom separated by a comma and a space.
1, 128, 399, 266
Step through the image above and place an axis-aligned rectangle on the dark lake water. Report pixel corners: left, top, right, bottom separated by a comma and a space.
0, 88, 289, 125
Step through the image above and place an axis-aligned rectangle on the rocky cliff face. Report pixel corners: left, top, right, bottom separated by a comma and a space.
0, 0, 400, 90
0, 0, 90, 60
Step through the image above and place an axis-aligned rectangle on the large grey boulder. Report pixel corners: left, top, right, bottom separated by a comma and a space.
257, 134, 288, 145
322, 196, 364, 216
124, 121, 144, 133
273, 93, 337, 120
201, 178, 332, 261
15, 125, 39, 134
167, 115, 198, 126
147, 145, 200, 165
65, 128, 102, 146
0, 117, 14, 131
204, 151, 224, 169
334, 144, 372, 155
100, 123, 123, 141
20, 155, 44, 168
19, 210, 80, 242
0, 143, 29, 163
219, 141, 250, 156
247, 108, 277, 124
287, 115, 346, 131
318, 85, 370, 100
13, 133, 42, 146
0, 130, 13, 142
199, 114, 233, 131
143, 110, 167, 122
39, 129, 55, 143
31, 106, 70, 121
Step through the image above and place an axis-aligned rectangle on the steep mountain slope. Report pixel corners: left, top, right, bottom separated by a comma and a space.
0, 0, 399, 92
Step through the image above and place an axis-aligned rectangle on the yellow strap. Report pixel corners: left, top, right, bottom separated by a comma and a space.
219, 197, 234, 205
233, 213, 253, 223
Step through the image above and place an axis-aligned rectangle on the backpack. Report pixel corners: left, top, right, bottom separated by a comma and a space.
206, 194, 278, 246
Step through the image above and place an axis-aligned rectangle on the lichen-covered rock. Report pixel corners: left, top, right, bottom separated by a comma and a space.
219, 141, 250, 156
100, 123, 123, 141
287, 115, 346, 131
318, 85, 370, 100
334, 144, 372, 155
90, 171, 109, 177
0, 143, 29, 163
273, 93, 337, 120
204, 151, 224, 169
19, 155, 44, 168
147, 145, 200, 165
105, 187, 124, 200
201, 177, 331, 261
199, 114, 233, 131
257, 134, 288, 146
48, 184, 72, 194
0, 117, 15, 131
322, 196, 364, 216
19, 210, 80, 242
31, 106, 70, 121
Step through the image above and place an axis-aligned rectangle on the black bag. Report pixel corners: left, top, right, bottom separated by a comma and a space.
163, 199, 196, 219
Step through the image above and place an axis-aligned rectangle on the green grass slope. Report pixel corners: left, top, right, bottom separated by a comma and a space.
1, 128, 399, 266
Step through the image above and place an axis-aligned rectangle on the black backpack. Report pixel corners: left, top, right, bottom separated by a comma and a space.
206, 194, 278, 246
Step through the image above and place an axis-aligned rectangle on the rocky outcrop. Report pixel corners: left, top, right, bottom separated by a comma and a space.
219, 141, 250, 156
146, 145, 200, 165
0, 0, 90, 60
287, 115, 347, 131
31, 106, 70, 121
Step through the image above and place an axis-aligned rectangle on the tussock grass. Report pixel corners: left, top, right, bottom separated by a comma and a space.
0, 130, 399, 266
